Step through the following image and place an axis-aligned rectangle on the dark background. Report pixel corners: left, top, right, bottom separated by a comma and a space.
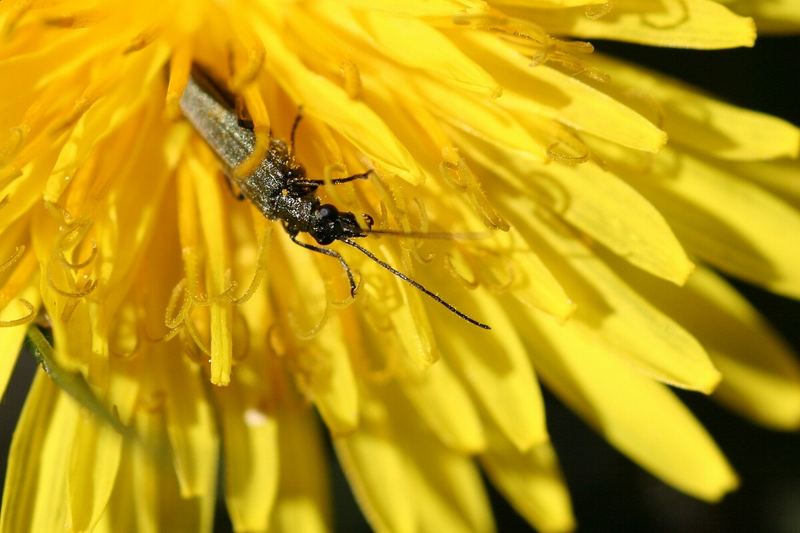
1, 36, 798, 533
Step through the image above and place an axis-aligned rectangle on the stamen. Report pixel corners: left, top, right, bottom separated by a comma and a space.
140, 390, 167, 413
315, 122, 345, 164
0, 245, 26, 273
60, 296, 80, 322
359, 285, 398, 332
58, 240, 97, 270
0, 125, 28, 166
0, 298, 35, 328
409, 198, 435, 264
162, 327, 182, 342
411, 197, 431, 233
266, 323, 288, 359
322, 163, 357, 211
109, 324, 141, 359
344, 239, 490, 329
233, 226, 273, 304
585, 1, 615, 20
41, 10, 102, 29
233, 84, 270, 179
340, 60, 362, 99
166, 44, 193, 118
329, 272, 362, 309
231, 307, 251, 361
0, 169, 23, 191
2, 3, 32, 39
625, 89, 667, 129
288, 297, 331, 340
46, 265, 97, 298
190, 268, 239, 306
230, 45, 265, 91
547, 141, 591, 166
362, 348, 398, 384
556, 40, 595, 56
48, 95, 97, 137
123, 27, 160, 54
370, 175, 405, 231
0, 251, 36, 313
44, 200, 76, 226
530, 173, 572, 215
483, 255, 518, 293
181, 248, 211, 305
165, 279, 190, 329
642, 0, 689, 29
184, 310, 212, 357
440, 160, 469, 190
226, 14, 266, 91
548, 56, 610, 83
440, 157, 509, 230
443, 253, 480, 289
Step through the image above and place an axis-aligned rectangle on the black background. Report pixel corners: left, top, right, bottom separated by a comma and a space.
1, 36, 798, 533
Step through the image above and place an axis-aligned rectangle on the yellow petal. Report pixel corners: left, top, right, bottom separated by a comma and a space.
454, 32, 667, 152
275, 236, 360, 434
532, 161, 694, 284
513, 302, 738, 501
337, 390, 494, 533
608, 145, 800, 298
90, 101, 180, 293
432, 285, 547, 451
0, 373, 73, 533
359, 11, 500, 97
0, 146, 61, 239
156, 346, 220, 501
94, 447, 136, 533
461, 131, 694, 284
335, 0, 488, 16
592, 54, 800, 160
129, 396, 215, 533
68, 412, 124, 533
496, 0, 605, 7
412, 74, 548, 161
252, 10, 423, 183
271, 406, 331, 533
334, 401, 416, 533
305, 325, 361, 434
509, 210, 719, 392
721, 0, 800, 33
723, 159, 800, 208
482, 435, 574, 533
214, 378, 279, 532
618, 263, 800, 430
0, 318, 28, 399
366, 243, 438, 373
509, 0, 755, 49
0, 286, 39, 400
399, 358, 487, 453
505, 235, 577, 321
185, 152, 234, 386
384, 391, 495, 533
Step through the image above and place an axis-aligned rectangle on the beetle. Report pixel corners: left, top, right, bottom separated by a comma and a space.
179, 70, 490, 329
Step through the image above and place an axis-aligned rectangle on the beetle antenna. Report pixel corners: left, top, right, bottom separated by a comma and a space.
365, 228, 490, 240
341, 238, 490, 330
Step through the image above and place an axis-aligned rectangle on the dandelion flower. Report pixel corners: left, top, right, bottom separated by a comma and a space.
1, 1, 799, 532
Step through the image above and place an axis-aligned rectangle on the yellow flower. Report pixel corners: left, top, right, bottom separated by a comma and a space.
1, 1, 799, 532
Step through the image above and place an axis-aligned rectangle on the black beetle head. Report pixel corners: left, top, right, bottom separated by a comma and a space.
310, 204, 366, 245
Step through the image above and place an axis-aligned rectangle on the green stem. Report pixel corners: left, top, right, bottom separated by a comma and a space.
26, 326, 132, 437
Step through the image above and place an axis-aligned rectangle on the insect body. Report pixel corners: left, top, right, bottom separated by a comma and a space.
179, 72, 490, 329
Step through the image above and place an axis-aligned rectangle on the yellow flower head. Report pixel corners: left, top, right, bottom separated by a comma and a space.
1, 1, 799, 532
